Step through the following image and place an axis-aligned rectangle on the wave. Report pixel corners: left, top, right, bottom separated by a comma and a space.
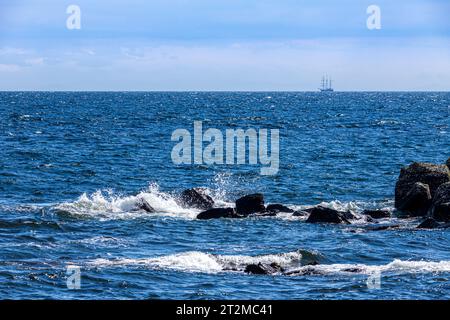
47, 177, 394, 221
52, 183, 203, 220
87, 249, 321, 273
87, 251, 450, 276
286, 259, 450, 276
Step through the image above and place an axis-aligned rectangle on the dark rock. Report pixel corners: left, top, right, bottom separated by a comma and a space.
431, 182, 450, 222
244, 262, 283, 275
342, 267, 364, 273
395, 162, 450, 214
341, 210, 358, 221
197, 208, 236, 220
397, 182, 432, 217
446, 157, 450, 170
417, 218, 441, 229
235, 193, 265, 216
361, 209, 391, 219
266, 204, 294, 213
305, 206, 351, 224
180, 187, 214, 210
136, 198, 155, 212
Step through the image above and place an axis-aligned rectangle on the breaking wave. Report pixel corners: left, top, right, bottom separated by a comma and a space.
87, 249, 321, 273
86, 250, 450, 276
52, 183, 204, 220
49, 178, 394, 221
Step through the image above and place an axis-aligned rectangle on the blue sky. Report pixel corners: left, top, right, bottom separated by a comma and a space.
0, 0, 449, 90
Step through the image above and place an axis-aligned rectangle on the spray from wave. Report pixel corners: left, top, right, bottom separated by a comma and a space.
86, 250, 450, 276
52, 183, 201, 220
87, 249, 320, 273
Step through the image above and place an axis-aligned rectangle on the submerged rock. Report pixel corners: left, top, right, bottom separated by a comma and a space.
180, 187, 214, 210
361, 209, 391, 219
397, 182, 432, 217
197, 208, 236, 220
395, 162, 450, 215
305, 206, 351, 224
136, 198, 155, 213
430, 182, 450, 222
244, 262, 284, 275
266, 204, 294, 213
417, 218, 441, 229
235, 194, 265, 216
284, 266, 324, 276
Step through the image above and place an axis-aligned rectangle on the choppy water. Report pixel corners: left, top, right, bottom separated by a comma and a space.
0, 92, 449, 299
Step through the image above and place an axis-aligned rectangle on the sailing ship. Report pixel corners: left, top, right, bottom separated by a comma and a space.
319, 76, 334, 92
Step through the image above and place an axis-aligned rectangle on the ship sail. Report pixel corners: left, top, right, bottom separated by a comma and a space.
319, 75, 334, 92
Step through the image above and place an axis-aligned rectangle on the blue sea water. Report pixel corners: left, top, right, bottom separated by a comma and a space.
0, 91, 449, 300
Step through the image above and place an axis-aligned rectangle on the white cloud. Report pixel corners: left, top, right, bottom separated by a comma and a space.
24, 57, 45, 66
0, 64, 21, 72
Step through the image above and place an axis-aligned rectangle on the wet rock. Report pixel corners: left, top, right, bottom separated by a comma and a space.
396, 182, 432, 217
305, 206, 351, 224
361, 209, 391, 219
235, 193, 265, 216
430, 182, 450, 222
342, 267, 364, 273
197, 208, 236, 220
244, 262, 284, 275
136, 198, 155, 212
446, 157, 450, 170
395, 162, 450, 214
417, 218, 441, 229
266, 204, 294, 213
180, 187, 214, 210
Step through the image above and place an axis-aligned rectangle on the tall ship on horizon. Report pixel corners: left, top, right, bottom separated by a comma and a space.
319, 76, 334, 92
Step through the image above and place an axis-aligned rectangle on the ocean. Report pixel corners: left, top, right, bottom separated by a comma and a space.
0, 91, 449, 299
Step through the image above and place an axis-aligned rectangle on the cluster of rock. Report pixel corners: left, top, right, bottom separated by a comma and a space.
395, 158, 450, 228
186, 188, 380, 224
135, 157, 449, 230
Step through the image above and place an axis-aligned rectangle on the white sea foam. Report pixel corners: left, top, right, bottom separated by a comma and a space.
52, 177, 395, 222
53, 183, 200, 220
287, 259, 450, 276
88, 250, 308, 273
87, 251, 450, 276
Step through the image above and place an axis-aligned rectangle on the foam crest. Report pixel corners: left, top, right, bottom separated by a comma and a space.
53, 183, 199, 220
87, 251, 450, 276
88, 250, 312, 273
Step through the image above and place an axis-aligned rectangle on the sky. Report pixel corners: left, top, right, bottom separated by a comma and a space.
0, 0, 449, 91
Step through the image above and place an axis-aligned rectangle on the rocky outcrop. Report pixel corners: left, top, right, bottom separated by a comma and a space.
361, 209, 391, 219
235, 193, 265, 216
180, 187, 214, 210
430, 182, 450, 222
244, 262, 284, 275
395, 162, 449, 216
197, 208, 236, 220
266, 204, 294, 213
397, 182, 432, 217
417, 218, 441, 229
446, 157, 450, 170
305, 206, 351, 224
